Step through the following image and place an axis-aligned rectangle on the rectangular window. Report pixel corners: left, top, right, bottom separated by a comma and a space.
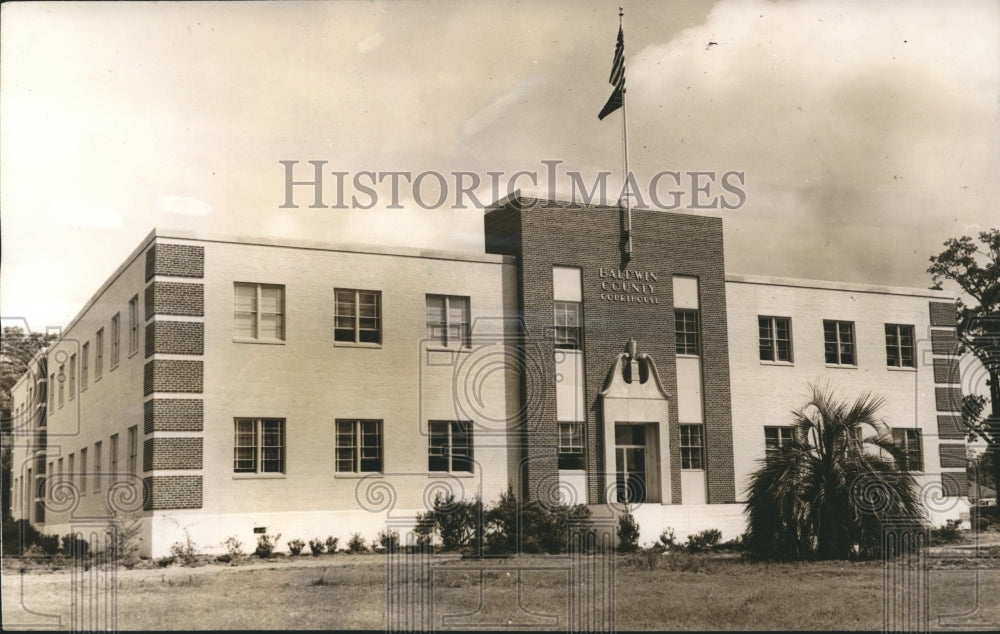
680, 424, 704, 470
81, 342, 89, 389
335, 289, 381, 344
335, 420, 383, 473
48, 461, 53, 498
111, 313, 120, 369
69, 354, 77, 399
675, 309, 700, 356
764, 426, 796, 453
759, 316, 793, 362
58, 458, 63, 484
68, 453, 75, 489
558, 422, 585, 470
128, 426, 138, 475
80, 447, 88, 495
823, 320, 856, 365
129, 295, 139, 355
233, 418, 285, 473
426, 295, 470, 348
58, 365, 64, 407
110, 434, 119, 483
554, 301, 582, 350
885, 324, 915, 368
49, 373, 55, 408
95, 329, 104, 379
94, 441, 102, 492
234, 283, 286, 341
428, 421, 473, 473
892, 428, 923, 472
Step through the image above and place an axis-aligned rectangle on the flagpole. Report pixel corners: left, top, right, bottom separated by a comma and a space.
619, 7, 633, 258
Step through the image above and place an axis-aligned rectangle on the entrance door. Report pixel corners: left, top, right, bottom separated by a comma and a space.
615, 424, 647, 503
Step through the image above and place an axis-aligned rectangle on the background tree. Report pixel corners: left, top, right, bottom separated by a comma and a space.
1, 326, 55, 521
928, 228, 1000, 488
744, 385, 924, 561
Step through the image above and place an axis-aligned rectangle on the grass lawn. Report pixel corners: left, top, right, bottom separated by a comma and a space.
3, 547, 999, 630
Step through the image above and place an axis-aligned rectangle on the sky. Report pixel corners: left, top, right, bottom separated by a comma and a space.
1, 0, 998, 333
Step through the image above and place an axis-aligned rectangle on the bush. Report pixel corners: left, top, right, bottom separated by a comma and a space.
685, 528, 722, 553
347, 533, 367, 553
169, 531, 199, 566
617, 512, 640, 552
37, 533, 60, 556
2, 518, 42, 556
62, 533, 91, 559
255, 533, 281, 558
657, 528, 677, 551
413, 511, 435, 550
324, 536, 339, 554
287, 539, 305, 555
106, 509, 142, 568
376, 529, 400, 553
931, 520, 963, 544
308, 538, 325, 556
156, 555, 175, 567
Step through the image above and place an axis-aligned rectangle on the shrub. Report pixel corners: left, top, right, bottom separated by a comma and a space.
324, 536, 339, 554
156, 555, 175, 567
255, 533, 281, 558
617, 512, 640, 552
287, 539, 305, 555
931, 520, 963, 544
413, 511, 435, 550
685, 528, 722, 553
106, 509, 142, 568
37, 533, 60, 556
376, 529, 400, 553
347, 533, 367, 553
169, 531, 199, 566
308, 538, 325, 556
62, 533, 91, 560
657, 528, 677, 551
218, 536, 245, 564
2, 518, 43, 556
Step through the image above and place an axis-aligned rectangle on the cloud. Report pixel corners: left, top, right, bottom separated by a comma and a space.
45, 203, 122, 229
157, 195, 213, 216
462, 75, 547, 140
357, 31, 384, 54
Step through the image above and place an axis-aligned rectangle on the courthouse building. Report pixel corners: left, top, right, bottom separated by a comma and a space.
9, 194, 969, 556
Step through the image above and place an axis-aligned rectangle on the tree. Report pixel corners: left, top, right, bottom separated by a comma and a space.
1, 326, 55, 521
744, 385, 924, 561
928, 228, 1000, 486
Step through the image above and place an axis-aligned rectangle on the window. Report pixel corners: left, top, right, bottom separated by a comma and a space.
110, 434, 119, 483
80, 448, 88, 495
68, 453, 75, 489
49, 374, 55, 408
335, 289, 381, 344
128, 426, 138, 475
680, 424, 704, 470
428, 421, 473, 473
233, 418, 285, 473
111, 313, 120, 369
81, 342, 89, 389
823, 320, 855, 365
759, 316, 792, 362
95, 329, 104, 379
235, 283, 285, 341
558, 422, 585, 470
426, 295, 470, 348
675, 309, 700, 356
58, 365, 64, 407
58, 458, 63, 484
129, 295, 139, 355
554, 301, 582, 350
892, 428, 923, 472
335, 420, 383, 473
764, 426, 796, 453
69, 354, 77, 399
94, 442, 102, 492
885, 324, 915, 368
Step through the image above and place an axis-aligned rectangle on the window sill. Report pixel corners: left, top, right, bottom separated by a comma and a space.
676, 354, 701, 359
128, 350, 139, 359
558, 469, 586, 474
334, 472, 383, 479
887, 366, 917, 372
424, 346, 472, 353
680, 468, 705, 473
427, 472, 475, 478
233, 338, 286, 345
334, 341, 383, 349
233, 473, 286, 480
824, 364, 858, 369
759, 360, 794, 367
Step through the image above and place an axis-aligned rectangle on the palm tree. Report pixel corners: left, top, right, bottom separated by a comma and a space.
744, 384, 926, 560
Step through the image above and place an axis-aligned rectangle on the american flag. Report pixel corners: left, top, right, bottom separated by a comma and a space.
598, 25, 625, 120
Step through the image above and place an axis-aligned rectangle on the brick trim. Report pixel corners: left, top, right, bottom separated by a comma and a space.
936, 415, 967, 440
144, 399, 204, 434
928, 301, 957, 327
145, 321, 204, 357
938, 444, 967, 469
930, 329, 959, 355
934, 387, 963, 412
932, 358, 961, 385
142, 475, 203, 510
143, 437, 203, 471
145, 282, 204, 319
939, 471, 968, 497
144, 360, 204, 395
145, 244, 204, 281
